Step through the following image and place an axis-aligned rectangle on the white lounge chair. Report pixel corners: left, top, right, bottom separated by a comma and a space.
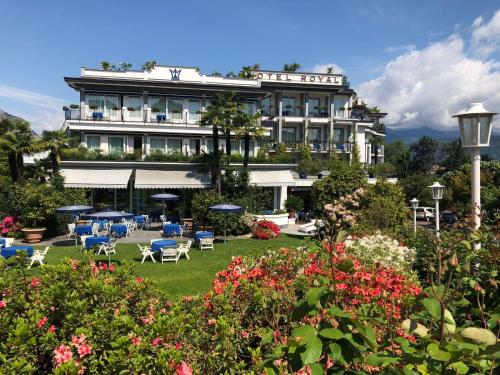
28, 246, 49, 269
178, 240, 192, 260
200, 237, 214, 251
161, 247, 180, 263
138, 244, 155, 263
67, 223, 76, 239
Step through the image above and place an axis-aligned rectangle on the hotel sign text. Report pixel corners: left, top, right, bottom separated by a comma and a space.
255, 72, 342, 85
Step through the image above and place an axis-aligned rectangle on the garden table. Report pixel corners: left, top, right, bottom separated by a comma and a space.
163, 223, 181, 237
75, 225, 93, 236
1, 245, 33, 259
110, 224, 128, 237
85, 236, 109, 250
194, 231, 213, 243
133, 216, 145, 225
151, 240, 176, 253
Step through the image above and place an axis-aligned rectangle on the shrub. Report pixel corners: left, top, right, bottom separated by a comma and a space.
285, 195, 304, 212
0, 216, 22, 238
252, 220, 281, 239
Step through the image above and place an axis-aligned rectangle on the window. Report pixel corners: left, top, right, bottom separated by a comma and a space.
334, 128, 345, 143
168, 98, 183, 120
167, 139, 182, 153
206, 139, 214, 153
249, 140, 255, 157
308, 98, 320, 117
87, 94, 119, 119
282, 97, 297, 116
149, 97, 166, 114
282, 127, 296, 146
261, 97, 272, 116
87, 135, 101, 151
189, 139, 201, 155
334, 97, 348, 118
125, 96, 143, 120
308, 128, 321, 143
241, 102, 256, 115
188, 100, 201, 122
108, 137, 124, 154
231, 140, 241, 155
150, 138, 166, 152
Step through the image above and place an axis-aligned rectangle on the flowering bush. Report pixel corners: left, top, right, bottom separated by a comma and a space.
0, 216, 22, 238
345, 233, 416, 276
253, 220, 281, 240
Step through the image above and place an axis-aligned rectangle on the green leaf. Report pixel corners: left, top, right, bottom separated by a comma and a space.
328, 342, 342, 362
300, 335, 323, 365
450, 361, 469, 374
422, 298, 441, 320
261, 329, 273, 345
366, 354, 400, 366
309, 363, 324, 375
328, 305, 350, 318
306, 287, 326, 307
292, 325, 317, 339
427, 342, 451, 362
319, 328, 344, 340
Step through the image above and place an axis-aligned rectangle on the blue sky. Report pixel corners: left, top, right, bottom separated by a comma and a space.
0, 0, 499, 133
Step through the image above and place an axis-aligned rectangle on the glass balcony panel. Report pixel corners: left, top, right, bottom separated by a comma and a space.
188, 100, 201, 122
168, 99, 183, 121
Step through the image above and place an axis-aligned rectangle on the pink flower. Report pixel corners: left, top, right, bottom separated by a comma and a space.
109, 263, 116, 272
129, 335, 142, 346
136, 277, 144, 283
3, 217, 14, 225
30, 277, 41, 288
53, 344, 73, 365
336, 283, 347, 290
208, 319, 217, 326
77, 342, 92, 357
0, 300, 6, 309
241, 330, 250, 339
48, 325, 56, 333
70, 259, 80, 271
151, 337, 164, 347
37, 316, 48, 329
176, 362, 193, 375
71, 334, 86, 347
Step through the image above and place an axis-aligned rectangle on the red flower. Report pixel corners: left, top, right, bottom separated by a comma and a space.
176, 362, 193, 375
37, 316, 48, 329
48, 325, 56, 333
77, 342, 92, 357
151, 337, 164, 347
129, 335, 141, 346
30, 277, 41, 288
241, 330, 250, 339
135, 277, 144, 283
0, 300, 6, 309
53, 344, 73, 365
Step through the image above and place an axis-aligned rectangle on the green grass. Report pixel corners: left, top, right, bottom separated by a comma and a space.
17, 235, 309, 299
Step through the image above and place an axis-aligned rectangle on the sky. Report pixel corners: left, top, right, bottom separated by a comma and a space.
0, 0, 499, 133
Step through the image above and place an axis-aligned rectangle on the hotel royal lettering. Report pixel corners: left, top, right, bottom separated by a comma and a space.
254, 72, 342, 85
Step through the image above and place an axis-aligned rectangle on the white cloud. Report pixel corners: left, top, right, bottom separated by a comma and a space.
309, 63, 344, 75
356, 12, 500, 131
0, 83, 65, 133
470, 10, 500, 58
385, 44, 416, 53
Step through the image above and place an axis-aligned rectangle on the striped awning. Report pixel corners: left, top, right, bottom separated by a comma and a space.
249, 170, 295, 187
134, 169, 211, 189
61, 168, 132, 189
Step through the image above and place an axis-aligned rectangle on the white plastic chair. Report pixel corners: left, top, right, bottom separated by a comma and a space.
28, 246, 49, 269
160, 215, 166, 222
79, 235, 91, 252
92, 223, 99, 236
138, 244, 155, 263
2, 238, 15, 247
97, 240, 116, 256
161, 247, 180, 263
200, 237, 214, 251
67, 223, 76, 239
178, 240, 192, 260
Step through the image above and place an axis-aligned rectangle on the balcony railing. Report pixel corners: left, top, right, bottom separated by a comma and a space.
282, 108, 304, 117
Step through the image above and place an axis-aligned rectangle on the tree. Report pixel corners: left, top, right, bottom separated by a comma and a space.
41, 130, 71, 175
238, 64, 260, 79
100, 61, 110, 70
439, 139, 468, 172
368, 162, 396, 178
225, 71, 237, 78
400, 172, 435, 206
0, 118, 41, 184
200, 92, 239, 193
141, 60, 157, 72
283, 63, 301, 72
371, 135, 384, 165
385, 140, 411, 177
326, 66, 334, 74
233, 111, 265, 168
409, 136, 438, 173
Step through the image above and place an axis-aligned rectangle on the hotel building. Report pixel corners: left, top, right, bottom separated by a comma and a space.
60, 65, 386, 212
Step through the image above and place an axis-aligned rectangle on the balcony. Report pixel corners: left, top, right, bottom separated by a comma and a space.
282, 108, 304, 117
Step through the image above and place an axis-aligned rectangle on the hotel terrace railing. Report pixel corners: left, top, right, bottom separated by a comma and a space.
262, 141, 352, 153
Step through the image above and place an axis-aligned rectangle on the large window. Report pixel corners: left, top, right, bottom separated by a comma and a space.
261, 97, 272, 116
149, 97, 166, 114
334, 128, 345, 143
189, 139, 201, 155
167, 139, 182, 153
334, 96, 348, 118
150, 138, 166, 152
108, 137, 124, 154
125, 96, 143, 120
231, 140, 241, 155
241, 102, 256, 115
87, 135, 101, 151
308, 128, 321, 143
168, 98, 183, 121
308, 98, 320, 117
188, 100, 201, 122
87, 94, 120, 119
282, 97, 297, 116
282, 127, 297, 146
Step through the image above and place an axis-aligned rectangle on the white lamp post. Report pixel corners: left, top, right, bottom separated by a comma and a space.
429, 182, 445, 238
410, 198, 419, 234
452, 103, 497, 234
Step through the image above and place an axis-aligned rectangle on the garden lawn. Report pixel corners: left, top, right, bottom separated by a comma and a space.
20, 234, 309, 299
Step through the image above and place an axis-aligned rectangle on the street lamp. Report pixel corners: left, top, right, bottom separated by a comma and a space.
452, 103, 497, 233
410, 198, 419, 234
429, 182, 445, 238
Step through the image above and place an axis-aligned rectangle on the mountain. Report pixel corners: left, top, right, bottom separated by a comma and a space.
385, 126, 500, 160
0, 108, 39, 138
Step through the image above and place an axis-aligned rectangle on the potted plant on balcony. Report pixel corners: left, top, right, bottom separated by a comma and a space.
127, 107, 135, 112
283, 104, 292, 116
69, 104, 79, 109
89, 105, 97, 111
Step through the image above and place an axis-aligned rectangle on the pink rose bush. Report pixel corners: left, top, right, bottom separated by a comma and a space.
0, 216, 21, 238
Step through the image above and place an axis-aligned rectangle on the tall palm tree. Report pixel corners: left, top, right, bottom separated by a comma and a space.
200, 92, 239, 193
283, 63, 301, 72
234, 111, 266, 168
41, 130, 71, 175
0, 118, 41, 184
326, 66, 334, 74
238, 63, 260, 79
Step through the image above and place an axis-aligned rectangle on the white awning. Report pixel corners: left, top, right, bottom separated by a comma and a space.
135, 169, 211, 189
249, 170, 295, 187
61, 168, 132, 189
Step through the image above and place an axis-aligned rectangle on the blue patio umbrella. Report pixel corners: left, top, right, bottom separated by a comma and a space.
56, 205, 94, 213
151, 193, 179, 216
82, 211, 134, 221
209, 204, 242, 243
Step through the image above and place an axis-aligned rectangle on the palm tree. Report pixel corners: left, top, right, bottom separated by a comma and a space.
41, 130, 71, 175
0, 118, 41, 184
234, 111, 266, 168
200, 92, 239, 193
238, 64, 260, 79
326, 66, 334, 74
283, 63, 301, 72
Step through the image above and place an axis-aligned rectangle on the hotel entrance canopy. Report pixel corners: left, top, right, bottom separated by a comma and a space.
134, 169, 211, 189
249, 170, 295, 187
61, 168, 133, 189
